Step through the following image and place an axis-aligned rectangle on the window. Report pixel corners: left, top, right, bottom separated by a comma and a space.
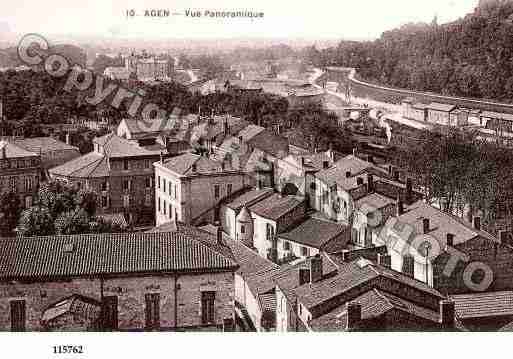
214, 185, 220, 199
240, 225, 245, 234
145, 177, 151, 189
24, 196, 32, 209
145, 293, 160, 330
10, 300, 25, 332
123, 179, 131, 191
158, 197, 161, 212
168, 182, 172, 196
227, 183, 233, 195
10, 177, 16, 192
102, 296, 118, 330
174, 184, 177, 199
25, 177, 33, 192
158, 176, 161, 189
145, 193, 151, 207
123, 195, 130, 208
144, 160, 150, 169
102, 195, 109, 208
301, 246, 309, 257
123, 160, 129, 171
266, 223, 275, 241
101, 181, 108, 192
163, 179, 166, 193
283, 241, 291, 251
201, 291, 216, 325
168, 203, 172, 219
310, 182, 316, 191
163, 200, 167, 216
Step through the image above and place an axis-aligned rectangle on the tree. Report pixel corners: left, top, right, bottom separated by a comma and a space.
18, 206, 54, 237
0, 192, 21, 236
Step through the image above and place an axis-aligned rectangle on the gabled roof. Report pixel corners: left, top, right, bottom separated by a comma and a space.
308, 288, 440, 331
0, 140, 38, 158
278, 217, 350, 249
427, 103, 456, 112
158, 153, 238, 176
355, 193, 396, 213
49, 152, 108, 178
14, 137, 79, 154
315, 155, 382, 190
246, 129, 289, 159
225, 188, 274, 211
93, 133, 158, 157
0, 230, 238, 280
451, 291, 513, 319
249, 193, 304, 221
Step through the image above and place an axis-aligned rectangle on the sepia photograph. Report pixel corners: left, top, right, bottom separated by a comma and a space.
1, 0, 513, 357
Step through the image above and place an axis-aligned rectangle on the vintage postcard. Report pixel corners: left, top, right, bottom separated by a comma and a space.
0, 0, 512, 357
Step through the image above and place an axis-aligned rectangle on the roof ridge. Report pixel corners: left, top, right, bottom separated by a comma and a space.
178, 225, 237, 266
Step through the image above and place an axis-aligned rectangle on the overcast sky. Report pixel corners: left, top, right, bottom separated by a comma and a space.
1, 0, 479, 40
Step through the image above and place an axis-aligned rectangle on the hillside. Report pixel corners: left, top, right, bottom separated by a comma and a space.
0, 44, 86, 68
310, 0, 513, 102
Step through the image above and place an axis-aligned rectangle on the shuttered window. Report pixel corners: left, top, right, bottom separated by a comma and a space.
145, 293, 160, 330
10, 300, 25, 332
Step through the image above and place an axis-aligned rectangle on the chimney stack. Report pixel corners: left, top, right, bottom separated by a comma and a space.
346, 302, 362, 331
352, 148, 358, 157
216, 226, 223, 245
377, 253, 391, 268
310, 254, 323, 283
446, 233, 454, 247
423, 218, 430, 234
396, 195, 404, 216
298, 268, 310, 286
367, 173, 374, 193
473, 216, 481, 231
499, 230, 509, 245
439, 300, 455, 330
406, 178, 413, 203
388, 164, 393, 176
402, 255, 415, 277
65, 132, 70, 145
160, 151, 164, 164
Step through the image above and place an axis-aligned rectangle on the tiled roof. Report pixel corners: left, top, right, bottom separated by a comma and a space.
158, 153, 238, 176
0, 140, 38, 158
315, 155, 384, 190
246, 129, 289, 159
383, 201, 498, 250
355, 193, 396, 213
481, 111, 513, 122
122, 118, 178, 135
49, 152, 111, 178
451, 291, 513, 319
93, 133, 158, 157
293, 257, 443, 311
0, 230, 238, 280
225, 188, 274, 211
14, 137, 79, 154
309, 288, 440, 331
278, 217, 350, 249
258, 293, 277, 315
225, 239, 279, 297
41, 294, 101, 323
427, 103, 456, 112
249, 193, 304, 221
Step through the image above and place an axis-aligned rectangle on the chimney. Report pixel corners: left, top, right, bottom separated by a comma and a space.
423, 218, 430, 234
340, 250, 351, 262
393, 169, 400, 182
396, 196, 404, 216
310, 254, 323, 283
322, 160, 330, 169
65, 132, 70, 145
346, 302, 362, 331
388, 164, 393, 176
473, 216, 481, 231
446, 233, 454, 247
224, 118, 228, 135
238, 135, 243, 144
345, 171, 351, 178
352, 148, 358, 157
402, 255, 415, 277
377, 253, 391, 268
367, 173, 374, 193
298, 268, 310, 286
439, 300, 455, 330
499, 230, 509, 245
406, 178, 413, 203
216, 226, 223, 245
159, 151, 164, 164
356, 177, 364, 186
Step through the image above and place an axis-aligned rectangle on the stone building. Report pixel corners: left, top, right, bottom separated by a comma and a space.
0, 140, 41, 208
48, 133, 161, 225
0, 228, 238, 332
153, 152, 247, 226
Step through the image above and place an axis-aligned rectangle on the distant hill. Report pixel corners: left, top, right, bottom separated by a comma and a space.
0, 43, 86, 68
312, 0, 513, 102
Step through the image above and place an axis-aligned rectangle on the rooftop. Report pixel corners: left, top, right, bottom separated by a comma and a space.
0, 229, 238, 281
278, 217, 350, 249
14, 137, 79, 154
225, 187, 274, 211
249, 193, 304, 221
427, 103, 456, 112
93, 133, 159, 157
451, 291, 513, 319
315, 155, 383, 190
245, 129, 289, 159
157, 152, 239, 176
0, 140, 39, 159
